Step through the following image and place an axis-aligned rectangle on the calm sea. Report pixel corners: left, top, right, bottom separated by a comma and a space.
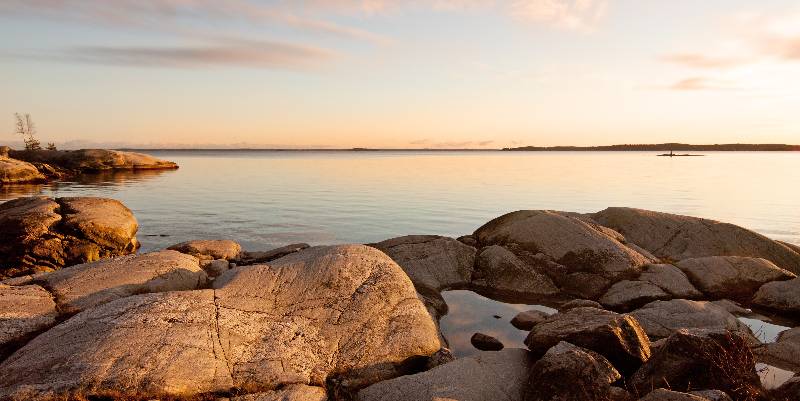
2, 150, 798, 251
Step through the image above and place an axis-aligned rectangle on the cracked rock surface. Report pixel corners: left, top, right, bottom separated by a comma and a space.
213, 244, 442, 392
0, 284, 57, 360
0, 196, 140, 278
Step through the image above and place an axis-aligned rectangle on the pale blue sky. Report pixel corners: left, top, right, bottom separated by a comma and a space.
1, 1, 799, 148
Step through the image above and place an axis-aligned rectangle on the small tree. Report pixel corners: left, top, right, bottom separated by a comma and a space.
46, 142, 57, 151
14, 113, 41, 151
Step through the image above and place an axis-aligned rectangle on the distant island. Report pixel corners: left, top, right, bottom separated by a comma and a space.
503, 143, 800, 151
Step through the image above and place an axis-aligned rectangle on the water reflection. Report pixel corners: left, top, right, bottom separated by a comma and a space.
439, 290, 557, 357
757, 363, 795, 389
0, 168, 176, 199
738, 317, 791, 344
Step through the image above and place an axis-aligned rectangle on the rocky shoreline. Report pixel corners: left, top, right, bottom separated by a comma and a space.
1, 197, 799, 400
0, 146, 178, 185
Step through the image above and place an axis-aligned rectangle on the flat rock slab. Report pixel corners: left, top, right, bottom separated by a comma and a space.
0, 196, 139, 278
675, 256, 795, 299
169, 239, 243, 260
474, 210, 652, 279
213, 245, 441, 391
753, 327, 800, 373
753, 277, 800, 314
630, 299, 757, 343
525, 306, 651, 375
229, 385, 327, 401
357, 348, 534, 401
32, 250, 206, 314
0, 290, 234, 400
0, 284, 57, 360
0, 156, 45, 184
591, 207, 800, 274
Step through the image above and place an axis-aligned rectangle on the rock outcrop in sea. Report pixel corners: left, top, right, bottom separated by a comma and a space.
1, 198, 799, 400
0, 147, 178, 185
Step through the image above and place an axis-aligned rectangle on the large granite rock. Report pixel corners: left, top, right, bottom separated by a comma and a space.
772, 375, 800, 401
525, 307, 651, 375
169, 239, 243, 260
525, 341, 621, 401
0, 290, 234, 400
592, 208, 800, 274
675, 257, 795, 299
475, 210, 653, 280
9, 148, 178, 172
629, 329, 764, 401
472, 245, 558, 300
599, 280, 670, 311
752, 278, 800, 314
213, 245, 442, 392
29, 250, 206, 314
0, 196, 140, 278
357, 348, 534, 401
638, 264, 703, 299
0, 284, 57, 360
629, 299, 757, 342
753, 327, 800, 373
0, 156, 46, 185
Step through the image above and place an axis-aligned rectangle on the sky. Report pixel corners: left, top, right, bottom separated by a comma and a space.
1, 0, 799, 149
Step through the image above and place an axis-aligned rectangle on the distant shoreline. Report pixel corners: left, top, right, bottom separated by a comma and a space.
119, 143, 800, 152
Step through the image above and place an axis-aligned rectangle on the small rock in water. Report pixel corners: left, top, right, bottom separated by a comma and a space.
493, 314, 501, 319
470, 332, 504, 351
561, 299, 602, 310
510, 309, 550, 330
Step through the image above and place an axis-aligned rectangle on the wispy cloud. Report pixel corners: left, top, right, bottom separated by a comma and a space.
668, 77, 738, 91
662, 53, 746, 69
61, 40, 334, 69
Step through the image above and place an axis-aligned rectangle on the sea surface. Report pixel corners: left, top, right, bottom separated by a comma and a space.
2, 150, 798, 251
2, 150, 799, 380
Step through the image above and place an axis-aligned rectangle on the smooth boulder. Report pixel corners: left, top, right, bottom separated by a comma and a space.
358, 348, 534, 401
213, 245, 441, 391
525, 341, 621, 401
638, 264, 703, 299
29, 250, 206, 314
525, 307, 651, 375
511, 309, 551, 330
168, 239, 243, 260
0, 196, 140, 278
371, 235, 476, 292
471, 332, 504, 351
629, 299, 757, 342
752, 278, 800, 314
0, 284, 57, 360
599, 280, 670, 311
675, 256, 795, 299
0, 290, 234, 400
475, 210, 653, 279
472, 245, 558, 299
592, 207, 800, 274
0, 156, 46, 184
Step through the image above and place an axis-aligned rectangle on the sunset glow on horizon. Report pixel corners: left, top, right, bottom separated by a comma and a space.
2, 1, 800, 149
